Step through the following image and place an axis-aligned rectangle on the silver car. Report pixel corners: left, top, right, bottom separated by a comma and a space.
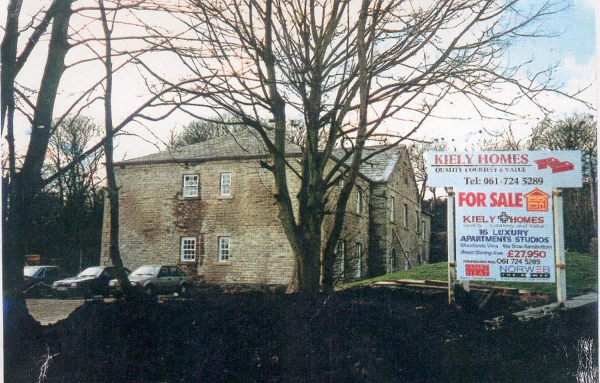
109, 265, 193, 297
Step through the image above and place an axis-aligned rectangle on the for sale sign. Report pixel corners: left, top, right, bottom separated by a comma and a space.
455, 188, 555, 282
425, 150, 582, 284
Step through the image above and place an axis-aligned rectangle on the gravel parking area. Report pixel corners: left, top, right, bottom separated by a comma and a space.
27, 298, 111, 325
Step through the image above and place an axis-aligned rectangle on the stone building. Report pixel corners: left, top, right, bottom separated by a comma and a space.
100, 131, 430, 287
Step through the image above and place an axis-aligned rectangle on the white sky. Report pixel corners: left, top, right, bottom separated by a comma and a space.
1, 0, 597, 162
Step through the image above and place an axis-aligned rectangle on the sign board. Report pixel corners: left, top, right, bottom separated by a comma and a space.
426, 150, 582, 288
25, 254, 41, 265
426, 151, 582, 189
455, 187, 555, 282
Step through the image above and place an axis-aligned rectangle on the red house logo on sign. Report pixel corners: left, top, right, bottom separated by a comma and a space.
534, 158, 574, 173
524, 188, 551, 212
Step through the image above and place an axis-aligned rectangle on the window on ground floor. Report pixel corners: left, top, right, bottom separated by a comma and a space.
218, 236, 231, 262
355, 243, 363, 278
337, 240, 346, 276
180, 237, 197, 261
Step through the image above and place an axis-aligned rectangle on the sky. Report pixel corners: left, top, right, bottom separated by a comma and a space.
411, 0, 597, 150
1, 0, 597, 161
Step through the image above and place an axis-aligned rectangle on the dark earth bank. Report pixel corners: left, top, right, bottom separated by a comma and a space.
7, 287, 598, 383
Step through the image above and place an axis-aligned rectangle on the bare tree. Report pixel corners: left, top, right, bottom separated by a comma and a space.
168, 114, 248, 148
2, 0, 76, 337
409, 139, 449, 206
45, 116, 105, 270
475, 126, 526, 151
1, 0, 195, 333
137, 0, 578, 292
98, 0, 134, 295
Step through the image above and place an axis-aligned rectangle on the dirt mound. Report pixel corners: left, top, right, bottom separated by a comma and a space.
7, 287, 597, 383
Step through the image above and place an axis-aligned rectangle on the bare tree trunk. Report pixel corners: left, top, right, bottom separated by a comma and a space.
321, 0, 370, 291
99, 0, 133, 294
3, 0, 74, 340
20, 0, 73, 193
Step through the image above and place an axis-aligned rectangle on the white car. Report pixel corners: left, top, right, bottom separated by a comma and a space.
109, 265, 193, 297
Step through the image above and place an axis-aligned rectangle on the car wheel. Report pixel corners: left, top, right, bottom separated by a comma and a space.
179, 284, 191, 298
145, 285, 155, 297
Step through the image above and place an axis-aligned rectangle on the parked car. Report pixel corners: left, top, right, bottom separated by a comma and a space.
52, 266, 129, 299
23, 266, 69, 297
109, 265, 193, 297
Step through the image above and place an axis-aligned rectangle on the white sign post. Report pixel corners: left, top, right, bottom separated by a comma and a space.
426, 151, 582, 304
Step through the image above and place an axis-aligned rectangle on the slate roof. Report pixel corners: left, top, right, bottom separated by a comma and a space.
119, 130, 303, 165
333, 147, 403, 183
121, 130, 403, 183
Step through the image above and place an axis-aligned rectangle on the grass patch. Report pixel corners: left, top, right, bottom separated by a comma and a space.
341, 252, 597, 299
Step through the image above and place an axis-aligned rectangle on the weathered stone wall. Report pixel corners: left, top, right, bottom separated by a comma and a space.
322, 170, 371, 283
101, 157, 371, 286
101, 159, 295, 285
368, 149, 431, 276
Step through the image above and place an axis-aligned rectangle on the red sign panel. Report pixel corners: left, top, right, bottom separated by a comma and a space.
465, 264, 490, 277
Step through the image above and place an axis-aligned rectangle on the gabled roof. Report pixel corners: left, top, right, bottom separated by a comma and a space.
119, 130, 302, 165
120, 130, 404, 183
333, 147, 404, 183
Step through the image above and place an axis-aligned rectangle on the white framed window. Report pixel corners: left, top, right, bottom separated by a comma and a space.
220, 173, 232, 196
183, 175, 199, 197
390, 197, 395, 222
337, 240, 346, 275
180, 237, 196, 261
355, 243, 363, 278
218, 236, 230, 262
403, 203, 408, 229
356, 188, 363, 215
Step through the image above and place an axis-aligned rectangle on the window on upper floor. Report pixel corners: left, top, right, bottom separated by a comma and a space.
182, 175, 199, 197
220, 173, 232, 196
218, 236, 231, 263
415, 210, 420, 232
180, 237, 197, 262
390, 197, 395, 222
356, 188, 363, 215
403, 203, 408, 229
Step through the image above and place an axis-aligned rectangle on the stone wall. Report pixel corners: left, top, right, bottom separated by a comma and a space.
101, 156, 371, 286
322, 170, 371, 283
368, 149, 431, 276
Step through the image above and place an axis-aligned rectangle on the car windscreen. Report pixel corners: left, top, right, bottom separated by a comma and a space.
24, 266, 43, 277
78, 267, 103, 277
131, 266, 160, 276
